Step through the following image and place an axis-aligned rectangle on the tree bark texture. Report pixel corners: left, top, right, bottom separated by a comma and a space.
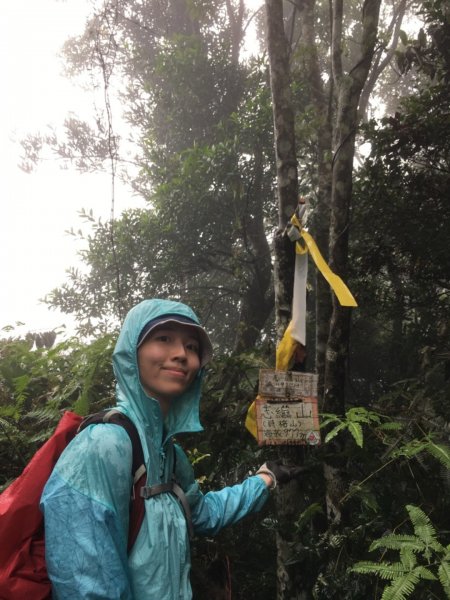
293, 0, 333, 391
358, 0, 408, 121
266, 0, 298, 339
323, 0, 382, 416
265, 1, 307, 598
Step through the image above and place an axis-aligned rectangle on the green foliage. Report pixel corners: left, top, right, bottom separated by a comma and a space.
0, 333, 115, 487
391, 437, 450, 470
321, 407, 383, 448
352, 505, 450, 599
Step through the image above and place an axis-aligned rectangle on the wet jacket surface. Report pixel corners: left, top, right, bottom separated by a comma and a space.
40, 299, 269, 599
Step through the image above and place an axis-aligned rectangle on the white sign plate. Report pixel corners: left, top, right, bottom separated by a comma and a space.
255, 398, 321, 446
259, 369, 318, 400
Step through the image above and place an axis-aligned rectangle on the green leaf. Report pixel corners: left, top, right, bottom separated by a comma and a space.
425, 440, 450, 469
348, 421, 364, 447
376, 422, 403, 431
406, 505, 442, 551
13, 374, 31, 403
381, 569, 421, 600
370, 534, 425, 553
351, 561, 405, 581
392, 440, 428, 459
400, 548, 417, 571
438, 560, 450, 597
324, 422, 347, 444
319, 413, 340, 428
414, 566, 436, 581
346, 407, 380, 424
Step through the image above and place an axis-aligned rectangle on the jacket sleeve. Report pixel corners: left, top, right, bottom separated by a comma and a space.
174, 445, 269, 537
40, 424, 134, 600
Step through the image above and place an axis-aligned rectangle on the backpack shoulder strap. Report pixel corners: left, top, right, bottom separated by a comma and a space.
77, 409, 146, 551
78, 409, 145, 480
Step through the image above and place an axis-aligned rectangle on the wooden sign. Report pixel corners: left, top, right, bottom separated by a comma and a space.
255, 369, 321, 446
255, 397, 320, 446
259, 369, 318, 400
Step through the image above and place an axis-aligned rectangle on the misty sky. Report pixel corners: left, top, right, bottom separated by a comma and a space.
0, 0, 136, 338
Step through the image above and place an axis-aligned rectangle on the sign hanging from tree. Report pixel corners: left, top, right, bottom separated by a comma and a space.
254, 369, 321, 446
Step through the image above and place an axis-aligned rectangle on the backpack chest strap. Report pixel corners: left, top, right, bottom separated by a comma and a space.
140, 482, 194, 540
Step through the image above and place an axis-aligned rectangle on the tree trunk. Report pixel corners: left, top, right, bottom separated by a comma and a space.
293, 0, 333, 390
265, 0, 298, 292
323, 0, 382, 416
322, 0, 382, 528
234, 144, 275, 353
265, 1, 307, 598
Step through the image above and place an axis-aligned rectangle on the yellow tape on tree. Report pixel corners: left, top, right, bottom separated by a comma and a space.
245, 399, 258, 439
298, 231, 357, 307
276, 321, 297, 371
291, 213, 357, 308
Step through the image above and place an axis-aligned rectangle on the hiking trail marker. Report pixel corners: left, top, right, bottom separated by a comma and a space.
255, 369, 321, 446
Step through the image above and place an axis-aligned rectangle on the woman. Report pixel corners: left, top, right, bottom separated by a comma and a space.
41, 299, 294, 599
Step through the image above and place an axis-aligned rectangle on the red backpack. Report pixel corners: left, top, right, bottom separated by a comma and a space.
0, 410, 146, 600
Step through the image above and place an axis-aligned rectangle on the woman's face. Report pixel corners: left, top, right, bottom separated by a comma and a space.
137, 323, 201, 409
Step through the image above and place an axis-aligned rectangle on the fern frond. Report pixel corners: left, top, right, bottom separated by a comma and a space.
324, 422, 347, 444
376, 422, 403, 432
381, 569, 421, 600
414, 566, 437, 581
12, 374, 31, 404
438, 560, 450, 597
406, 505, 443, 551
25, 406, 60, 424
400, 548, 417, 571
320, 413, 340, 428
351, 561, 406, 580
346, 407, 381, 424
426, 440, 450, 470
370, 534, 425, 553
392, 440, 429, 459
0, 416, 18, 432
348, 421, 364, 447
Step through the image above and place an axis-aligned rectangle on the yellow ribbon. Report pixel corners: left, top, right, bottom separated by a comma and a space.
245, 398, 258, 439
291, 214, 357, 308
276, 321, 297, 370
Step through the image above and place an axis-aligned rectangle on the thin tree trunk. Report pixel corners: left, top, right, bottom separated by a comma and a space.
265, 1, 307, 598
323, 0, 382, 416
322, 0, 382, 527
265, 0, 298, 339
358, 0, 408, 121
293, 0, 333, 390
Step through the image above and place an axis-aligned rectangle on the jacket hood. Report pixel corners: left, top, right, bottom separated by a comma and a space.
113, 299, 204, 448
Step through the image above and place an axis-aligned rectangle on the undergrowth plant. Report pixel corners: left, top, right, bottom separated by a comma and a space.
351, 505, 450, 600
0, 332, 116, 488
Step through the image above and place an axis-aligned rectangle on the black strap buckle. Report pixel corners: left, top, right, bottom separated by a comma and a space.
140, 482, 194, 539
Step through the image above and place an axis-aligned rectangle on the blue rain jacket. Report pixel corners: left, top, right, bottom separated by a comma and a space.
41, 299, 269, 599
